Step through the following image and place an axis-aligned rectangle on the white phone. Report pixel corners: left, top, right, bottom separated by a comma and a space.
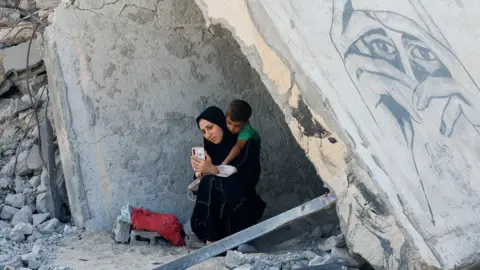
192, 147, 206, 160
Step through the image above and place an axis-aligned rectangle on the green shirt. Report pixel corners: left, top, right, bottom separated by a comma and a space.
238, 123, 259, 141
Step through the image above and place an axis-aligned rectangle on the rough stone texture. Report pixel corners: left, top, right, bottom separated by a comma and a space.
43, 0, 327, 231
0, 205, 19, 220
32, 213, 50, 226
37, 218, 59, 234
11, 206, 33, 226
192, 0, 480, 269
5, 194, 26, 209
27, 145, 43, 171
9, 222, 34, 242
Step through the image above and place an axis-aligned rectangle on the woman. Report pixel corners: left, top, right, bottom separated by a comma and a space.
190, 106, 266, 244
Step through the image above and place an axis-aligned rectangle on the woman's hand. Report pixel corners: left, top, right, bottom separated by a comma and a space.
191, 152, 219, 175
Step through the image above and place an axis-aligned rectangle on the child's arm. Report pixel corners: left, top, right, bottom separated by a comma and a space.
222, 139, 247, 165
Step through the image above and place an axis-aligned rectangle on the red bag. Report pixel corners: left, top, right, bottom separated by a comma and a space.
131, 207, 185, 246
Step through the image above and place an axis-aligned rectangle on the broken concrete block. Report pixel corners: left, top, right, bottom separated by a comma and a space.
9, 222, 34, 242
37, 218, 59, 234
14, 151, 32, 176
330, 247, 365, 268
233, 264, 253, 270
318, 234, 346, 251
130, 230, 159, 246
112, 217, 131, 243
0, 220, 12, 230
9, 98, 30, 115
27, 145, 43, 171
11, 205, 33, 226
5, 193, 26, 208
225, 251, 248, 269
14, 177, 28, 194
1, 256, 23, 269
29, 175, 41, 188
32, 213, 50, 226
0, 205, 19, 220
0, 177, 11, 189
21, 252, 41, 269
36, 193, 48, 213
301, 250, 318, 260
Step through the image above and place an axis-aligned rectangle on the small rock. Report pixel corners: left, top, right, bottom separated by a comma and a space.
21, 252, 41, 269
0, 220, 12, 229
1, 256, 23, 268
9, 222, 34, 242
0, 227, 12, 238
0, 176, 11, 188
11, 205, 33, 226
302, 250, 318, 260
14, 151, 32, 176
10, 98, 30, 115
225, 251, 247, 269
15, 176, 28, 193
234, 264, 252, 270
237, 244, 257, 254
27, 145, 43, 171
1, 157, 15, 177
1, 205, 20, 220
331, 247, 365, 268
29, 175, 41, 188
63, 225, 76, 235
36, 193, 48, 213
37, 218, 59, 234
2, 126, 17, 140
5, 193, 26, 208
32, 242, 44, 256
33, 213, 50, 226
26, 229, 43, 243
36, 184, 47, 193
29, 259, 42, 270
310, 226, 322, 238
318, 234, 346, 251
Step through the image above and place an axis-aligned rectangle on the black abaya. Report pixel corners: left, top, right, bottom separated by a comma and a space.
191, 106, 266, 242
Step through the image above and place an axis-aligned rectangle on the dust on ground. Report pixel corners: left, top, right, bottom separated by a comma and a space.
52, 232, 187, 270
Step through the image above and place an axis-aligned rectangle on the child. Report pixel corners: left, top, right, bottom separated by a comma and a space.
222, 99, 259, 165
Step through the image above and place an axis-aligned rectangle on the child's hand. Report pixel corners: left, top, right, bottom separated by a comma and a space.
194, 171, 202, 179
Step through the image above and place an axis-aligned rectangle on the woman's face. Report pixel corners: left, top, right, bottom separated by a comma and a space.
198, 119, 223, 144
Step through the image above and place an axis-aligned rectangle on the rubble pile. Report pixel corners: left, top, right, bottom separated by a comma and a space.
186, 222, 367, 270
0, 1, 74, 269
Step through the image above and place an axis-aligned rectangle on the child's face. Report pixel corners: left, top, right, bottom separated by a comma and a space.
226, 116, 247, 134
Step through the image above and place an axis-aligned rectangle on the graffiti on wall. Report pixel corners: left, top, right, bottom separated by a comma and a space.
330, 0, 480, 229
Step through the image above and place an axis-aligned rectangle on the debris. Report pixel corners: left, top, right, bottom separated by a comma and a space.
14, 152, 32, 177
154, 194, 337, 270
37, 218, 59, 234
29, 175, 41, 188
130, 230, 159, 246
112, 217, 131, 243
0, 176, 11, 188
32, 213, 50, 226
27, 144, 43, 171
237, 244, 257, 254
5, 193, 26, 208
318, 234, 346, 252
330, 247, 365, 268
9, 222, 34, 242
1, 205, 20, 220
15, 176, 28, 193
11, 205, 33, 226
36, 192, 48, 213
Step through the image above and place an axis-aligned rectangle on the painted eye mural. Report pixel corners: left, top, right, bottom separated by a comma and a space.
331, 0, 480, 234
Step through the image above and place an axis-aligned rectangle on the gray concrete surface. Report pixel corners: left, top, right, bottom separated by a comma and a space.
43, 0, 328, 233
194, 0, 480, 269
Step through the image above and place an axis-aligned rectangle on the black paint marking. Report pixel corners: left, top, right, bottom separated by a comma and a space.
291, 95, 331, 138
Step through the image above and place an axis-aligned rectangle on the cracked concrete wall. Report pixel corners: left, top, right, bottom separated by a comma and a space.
193, 0, 480, 269
42, 0, 332, 232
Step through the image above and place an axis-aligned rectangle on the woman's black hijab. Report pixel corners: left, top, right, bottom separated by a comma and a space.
196, 106, 237, 165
